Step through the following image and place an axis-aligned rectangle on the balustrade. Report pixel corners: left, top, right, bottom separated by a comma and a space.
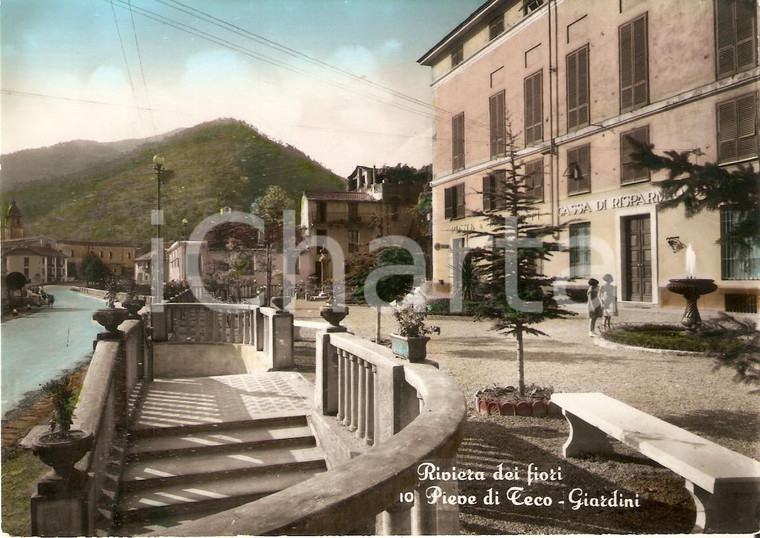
152, 326, 466, 536
31, 319, 146, 537
152, 302, 293, 370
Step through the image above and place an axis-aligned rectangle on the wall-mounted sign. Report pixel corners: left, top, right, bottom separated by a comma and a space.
558, 190, 664, 216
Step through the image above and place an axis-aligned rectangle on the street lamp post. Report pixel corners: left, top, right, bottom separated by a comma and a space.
153, 154, 165, 239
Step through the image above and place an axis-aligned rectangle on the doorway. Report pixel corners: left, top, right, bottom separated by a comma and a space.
623, 215, 652, 301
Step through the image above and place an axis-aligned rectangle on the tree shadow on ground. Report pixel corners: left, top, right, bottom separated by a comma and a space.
456, 417, 694, 535
660, 409, 760, 444
449, 348, 637, 365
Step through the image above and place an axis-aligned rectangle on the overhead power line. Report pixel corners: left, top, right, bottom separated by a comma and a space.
104, 0, 489, 133
105, 0, 446, 124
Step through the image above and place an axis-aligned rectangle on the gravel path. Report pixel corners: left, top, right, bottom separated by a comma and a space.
295, 299, 759, 534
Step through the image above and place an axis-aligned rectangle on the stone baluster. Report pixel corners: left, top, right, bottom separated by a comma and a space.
227, 313, 234, 343
365, 365, 375, 445
379, 500, 412, 535
412, 486, 437, 535
336, 348, 345, 422
356, 358, 366, 438
341, 351, 352, 427
348, 354, 358, 432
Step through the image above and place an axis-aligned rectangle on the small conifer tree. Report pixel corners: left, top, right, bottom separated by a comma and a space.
463, 125, 575, 396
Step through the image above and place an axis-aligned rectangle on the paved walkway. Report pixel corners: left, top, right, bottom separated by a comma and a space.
289, 299, 759, 458
132, 372, 314, 431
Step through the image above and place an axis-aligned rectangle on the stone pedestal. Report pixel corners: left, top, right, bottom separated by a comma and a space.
31, 470, 94, 536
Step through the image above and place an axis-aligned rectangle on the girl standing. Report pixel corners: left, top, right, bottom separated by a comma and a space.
587, 278, 602, 336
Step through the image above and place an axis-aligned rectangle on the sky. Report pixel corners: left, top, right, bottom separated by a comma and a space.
1, 0, 485, 177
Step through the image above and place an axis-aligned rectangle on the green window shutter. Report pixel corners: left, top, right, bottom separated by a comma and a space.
736, 93, 757, 160
735, 0, 756, 71
482, 176, 493, 211
577, 46, 589, 125
716, 0, 757, 78
621, 126, 650, 184
524, 71, 543, 144
632, 15, 648, 108
567, 45, 589, 130
445, 187, 453, 219
578, 145, 591, 192
718, 99, 738, 162
567, 51, 578, 129
619, 21, 633, 111
456, 184, 466, 218
490, 91, 506, 157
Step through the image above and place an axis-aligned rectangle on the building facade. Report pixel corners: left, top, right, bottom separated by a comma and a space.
419, 0, 759, 311
57, 239, 137, 278
299, 166, 425, 285
3, 245, 68, 283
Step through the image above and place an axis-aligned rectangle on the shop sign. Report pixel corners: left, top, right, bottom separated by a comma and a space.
558, 190, 664, 216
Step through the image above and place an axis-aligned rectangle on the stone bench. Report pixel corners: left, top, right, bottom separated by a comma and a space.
551, 392, 760, 534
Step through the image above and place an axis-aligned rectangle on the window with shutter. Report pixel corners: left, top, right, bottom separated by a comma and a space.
716, 0, 757, 79
456, 183, 466, 218
567, 45, 590, 130
482, 176, 493, 212
567, 145, 591, 195
717, 93, 757, 163
451, 44, 464, 67
445, 184, 466, 219
524, 158, 544, 201
523, 0, 544, 15
452, 113, 465, 171
490, 91, 506, 158
619, 14, 648, 112
569, 223, 591, 278
620, 126, 650, 184
489, 16, 505, 40
524, 70, 543, 145
721, 207, 760, 279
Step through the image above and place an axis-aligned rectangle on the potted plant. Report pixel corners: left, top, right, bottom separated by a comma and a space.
93, 278, 128, 336
390, 306, 440, 362
32, 376, 93, 480
121, 281, 145, 320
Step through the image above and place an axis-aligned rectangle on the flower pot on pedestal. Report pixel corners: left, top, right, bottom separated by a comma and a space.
271, 296, 291, 312
320, 305, 348, 327
93, 307, 128, 338
32, 430, 93, 480
121, 297, 145, 320
390, 333, 430, 362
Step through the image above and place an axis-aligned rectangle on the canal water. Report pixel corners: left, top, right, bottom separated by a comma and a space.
1, 286, 105, 418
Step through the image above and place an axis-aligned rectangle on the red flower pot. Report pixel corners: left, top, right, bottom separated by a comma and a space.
500, 402, 516, 416
532, 400, 548, 417
515, 402, 532, 416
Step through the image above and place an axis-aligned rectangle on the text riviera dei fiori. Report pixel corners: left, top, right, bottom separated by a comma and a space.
396, 462, 641, 511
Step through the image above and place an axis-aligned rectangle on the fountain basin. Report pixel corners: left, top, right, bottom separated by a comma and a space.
666, 278, 718, 329
666, 278, 718, 298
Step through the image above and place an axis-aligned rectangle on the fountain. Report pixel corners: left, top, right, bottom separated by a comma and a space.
666, 244, 717, 330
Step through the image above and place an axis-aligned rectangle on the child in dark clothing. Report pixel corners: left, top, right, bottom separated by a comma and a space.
587, 278, 602, 336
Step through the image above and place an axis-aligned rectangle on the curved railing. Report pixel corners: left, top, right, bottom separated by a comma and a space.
31, 319, 147, 536
156, 329, 467, 536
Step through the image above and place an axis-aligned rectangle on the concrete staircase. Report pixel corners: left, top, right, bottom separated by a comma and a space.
113, 413, 326, 534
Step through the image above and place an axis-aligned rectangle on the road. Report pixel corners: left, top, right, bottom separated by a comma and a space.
1, 286, 105, 417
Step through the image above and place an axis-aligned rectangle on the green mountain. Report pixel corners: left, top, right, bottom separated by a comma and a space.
1, 119, 345, 249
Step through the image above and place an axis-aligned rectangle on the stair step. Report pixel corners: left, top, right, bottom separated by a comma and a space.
129, 413, 308, 440
116, 467, 324, 524
121, 444, 327, 491
127, 423, 316, 459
